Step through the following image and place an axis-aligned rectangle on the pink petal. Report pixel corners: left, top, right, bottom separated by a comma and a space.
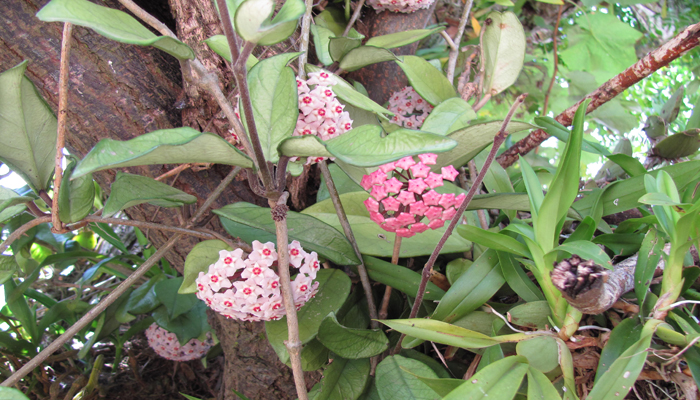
370, 170, 388, 185
409, 223, 429, 233
360, 175, 373, 191
395, 212, 415, 226
425, 206, 443, 221
410, 200, 428, 216
442, 207, 457, 221
396, 190, 416, 206
396, 228, 415, 238
422, 190, 441, 206
418, 153, 438, 165
395, 156, 416, 170
407, 178, 428, 194
381, 196, 401, 212
428, 219, 445, 229
370, 185, 388, 201
364, 197, 380, 213
409, 162, 431, 179
379, 162, 397, 173
384, 177, 404, 193
438, 193, 456, 208
441, 165, 460, 181
370, 212, 385, 224
425, 172, 444, 189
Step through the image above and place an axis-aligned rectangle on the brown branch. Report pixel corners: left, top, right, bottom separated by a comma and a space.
0, 216, 52, 254
51, 22, 73, 234
497, 21, 700, 168
542, 4, 562, 116
342, 0, 366, 37
445, 0, 474, 83
81, 216, 218, 240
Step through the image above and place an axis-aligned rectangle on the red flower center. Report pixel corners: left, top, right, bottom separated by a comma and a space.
210, 275, 219, 283
290, 249, 299, 256
272, 303, 281, 310
335, 106, 343, 113
224, 257, 233, 264
302, 129, 312, 135
271, 281, 279, 289
327, 127, 336, 134
324, 90, 333, 97
252, 267, 262, 275
299, 284, 308, 292
302, 96, 312, 104
243, 288, 252, 295
262, 249, 272, 256
318, 109, 326, 116
224, 301, 233, 307
320, 72, 329, 78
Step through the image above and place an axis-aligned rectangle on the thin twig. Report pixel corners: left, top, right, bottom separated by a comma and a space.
155, 164, 192, 181
0, 216, 52, 254
379, 235, 402, 320
445, 0, 474, 83
440, 31, 457, 52
81, 216, 218, 241
26, 202, 48, 217
318, 162, 378, 327
297, 0, 315, 75
117, 0, 177, 38
188, 166, 242, 226
342, 0, 366, 37
395, 94, 527, 350
51, 22, 73, 234
0, 234, 182, 388
542, 4, 563, 116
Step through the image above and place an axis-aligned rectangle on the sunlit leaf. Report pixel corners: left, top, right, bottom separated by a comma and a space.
396, 56, 456, 106
317, 313, 388, 359
481, 11, 526, 96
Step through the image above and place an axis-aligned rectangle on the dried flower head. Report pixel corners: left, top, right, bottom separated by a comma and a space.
195, 241, 320, 321
361, 154, 463, 237
145, 323, 213, 361
368, 0, 434, 14
387, 87, 433, 129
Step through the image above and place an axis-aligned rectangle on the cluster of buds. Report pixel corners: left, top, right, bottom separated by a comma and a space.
294, 71, 353, 165
145, 323, 212, 362
361, 154, 464, 238
368, 0, 434, 15
195, 241, 320, 322
387, 87, 433, 129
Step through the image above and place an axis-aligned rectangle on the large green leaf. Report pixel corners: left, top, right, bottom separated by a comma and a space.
550, 241, 612, 270
362, 255, 445, 301
36, 0, 194, 59
559, 12, 643, 82
203, 35, 258, 69
383, 319, 510, 349
481, 11, 526, 96
311, 25, 336, 66
305, 65, 392, 116
329, 37, 362, 63
396, 56, 457, 106
58, 155, 95, 223
73, 127, 252, 178
312, 356, 370, 400
515, 336, 558, 373
179, 240, 233, 294
0, 387, 30, 400
498, 252, 544, 302
594, 317, 642, 383
365, 27, 445, 49
215, 202, 359, 265
244, 52, 300, 163
234, 0, 305, 45
154, 277, 199, 320
420, 98, 476, 136
0, 187, 31, 223
0, 61, 57, 192
375, 355, 440, 400
443, 356, 528, 400
535, 116, 610, 156
125, 274, 166, 315
634, 228, 664, 307
339, 46, 400, 72
103, 173, 196, 217
0, 256, 18, 286
152, 301, 209, 345
652, 129, 700, 159
457, 226, 530, 258
527, 368, 562, 400
265, 269, 351, 363
432, 121, 534, 172
317, 313, 388, 359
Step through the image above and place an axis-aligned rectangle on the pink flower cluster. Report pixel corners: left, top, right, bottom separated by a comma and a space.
387, 87, 433, 129
368, 0, 434, 14
361, 154, 464, 238
195, 241, 320, 322
145, 323, 212, 362
294, 71, 353, 165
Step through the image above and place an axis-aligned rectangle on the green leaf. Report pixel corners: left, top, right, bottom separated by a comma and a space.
660, 86, 685, 124
234, 0, 305, 45
457, 226, 530, 258
519, 158, 544, 221
299, 339, 330, 371
125, 274, 166, 315
559, 12, 643, 82
305, 65, 393, 116
444, 356, 528, 400
432, 249, 504, 323
203, 35, 258, 69
4, 279, 38, 343
0, 187, 31, 223
328, 37, 362, 63
103, 173, 196, 217
278, 135, 334, 159
73, 127, 252, 178
365, 27, 445, 49
317, 313, 388, 359
0, 256, 18, 286
152, 301, 209, 345
592, 233, 642, 257
90, 222, 128, 253
433, 121, 534, 172
0, 61, 57, 192
311, 25, 336, 66
638, 192, 684, 206
554, 338, 579, 400
244, 52, 300, 163
481, 11, 526, 96
339, 46, 399, 72
550, 241, 612, 269
516, 336, 558, 373
36, 0, 194, 59
312, 356, 370, 400
265, 269, 351, 363
215, 202, 359, 265
410, 375, 463, 398
421, 98, 476, 136
604, 154, 646, 178
652, 129, 700, 159
325, 125, 456, 167
535, 117, 610, 156
180, 240, 233, 294
635, 228, 664, 307
508, 301, 550, 330
383, 319, 511, 350
527, 368, 562, 400
154, 277, 199, 320
317, 163, 364, 202
57, 155, 95, 223
375, 355, 440, 400
586, 319, 662, 400
594, 317, 641, 383
0, 387, 31, 400
396, 56, 456, 106
362, 255, 445, 301
498, 252, 544, 302
446, 258, 471, 285
314, 9, 364, 39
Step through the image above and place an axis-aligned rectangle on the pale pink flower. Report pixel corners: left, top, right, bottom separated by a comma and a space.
145, 323, 213, 362
385, 87, 433, 128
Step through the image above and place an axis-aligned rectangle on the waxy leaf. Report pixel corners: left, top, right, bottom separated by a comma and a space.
0, 61, 56, 192
103, 173, 196, 217
0, 388, 30, 400
234, 0, 305, 45
396, 56, 457, 106
317, 313, 388, 359
313, 356, 370, 400
481, 12, 526, 96
410, 375, 463, 398
298, 339, 329, 371
0, 187, 32, 223
652, 129, 700, 159
265, 269, 351, 363
0, 256, 18, 286
383, 319, 504, 349
73, 127, 252, 178
457, 225, 531, 258
179, 240, 233, 294
375, 355, 440, 400
660, 86, 685, 124
551, 241, 612, 270
305, 65, 393, 116
362, 255, 445, 301
498, 252, 544, 302
420, 98, 476, 136
635, 228, 663, 306
594, 317, 642, 383
215, 202, 359, 266
154, 277, 198, 321
203, 35, 259, 69
125, 274, 166, 315
339, 46, 399, 72
516, 336, 559, 373
507, 302, 550, 330
443, 356, 528, 400
365, 27, 446, 49
329, 37, 362, 62
58, 156, 95, 223
244, 52, 300, 163
37, 0, 194, 59
535, 116, 610, 156
527, 368, 562, 400
311, 25, 336, 65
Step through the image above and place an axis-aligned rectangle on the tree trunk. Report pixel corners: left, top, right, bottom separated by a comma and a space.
0, 1, 317, 399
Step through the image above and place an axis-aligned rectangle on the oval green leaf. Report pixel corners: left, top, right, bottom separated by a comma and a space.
179, 240, 233, 294
362, 255, 445, 301
365, 27, 446, 49
516, 336, 559, 373
481, 11, 526, 96
420, 98, 476, 136
317, 313, 389, 359
234, 0, 305, 45
103, 173, 196, 217
339, 46, 400, 72
58, 156, 95, 223
313, 356, 370, 399
375, 355, 440, 400
443, 356, 528, 400
396, 56, 456, 106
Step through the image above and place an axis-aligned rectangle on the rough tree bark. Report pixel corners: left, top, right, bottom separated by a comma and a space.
0, 1, 317, 399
